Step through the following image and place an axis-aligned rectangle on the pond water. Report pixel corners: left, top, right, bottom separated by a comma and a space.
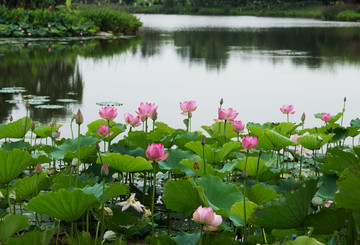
1, 15, 360, 137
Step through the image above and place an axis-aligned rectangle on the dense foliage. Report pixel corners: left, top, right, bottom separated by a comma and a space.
0, 98, 359, 244
0, 6, 142, 37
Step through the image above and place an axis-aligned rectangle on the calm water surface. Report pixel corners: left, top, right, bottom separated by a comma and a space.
1, 15, 360, 137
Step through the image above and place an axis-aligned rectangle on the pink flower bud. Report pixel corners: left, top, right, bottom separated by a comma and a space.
146, 143, 169, 162
9, 116, 13, 122
75, 109, 83, 125
25, 100, 30, 108
101, 162, 109, 177
192, 206, 223, 231
301, 112, 306, 122
242, 136, 258, 150
36, 163, 42, 175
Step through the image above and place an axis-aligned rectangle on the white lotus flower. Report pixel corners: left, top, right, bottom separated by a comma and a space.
117, 193, 144, 213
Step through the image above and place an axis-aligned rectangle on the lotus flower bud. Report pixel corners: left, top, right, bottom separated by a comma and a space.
96, 142, 100, 151
259, 149, 262, 156
201, 136, 206, 145
25, 100, 30, 109
220, 98, 223, 106
242, 169, 247, 178
9, 116, 13, 122
75, 109, 83, 125
103, 230, 116, 243
344, 97, 347, 102
301, 112, 306, 122
151, 110, 158, 121
36, 163, 42, 175
101, 162, 109, 178
31, 123, 35, 131
193, 161, 200, 170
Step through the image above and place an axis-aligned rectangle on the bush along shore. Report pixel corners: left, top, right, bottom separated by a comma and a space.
0, 98, 359, 244
0, 5, 142, 38
76, 1, 360, 22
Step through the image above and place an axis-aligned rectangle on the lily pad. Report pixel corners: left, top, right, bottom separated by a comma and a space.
96, 101, 123, 106
34, 104, 65, 109
56, 99, 77, 103
0, 87, 26, 93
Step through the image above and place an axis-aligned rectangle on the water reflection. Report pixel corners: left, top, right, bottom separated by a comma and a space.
137, 27, 360, 71
0, 37, 141, 124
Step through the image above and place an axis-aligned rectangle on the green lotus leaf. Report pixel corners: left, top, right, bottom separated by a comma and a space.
316, 175, 338, 200
50, 174, 95, 191
346, 127, 360, 138
335, 164, 360, 224
297, 134, 334, 150
185, 141, 240, 164
97, 153, 152, 172
196, 175, 243, 219
0, 148, 32, 185
26, 189, 99, 222
11, 172, 48, 201
246, 184, 279, 205
236, 157, 268, 177
162, 178, 208, 215
274, 122, 298, 136
111, 144, 145, 158
34, 104, 65, 109
158, 148, 195, 175
123, 131, 148, 149
50, 136, 98, 160
33, 125, 62, 138
350, 118, 360, 127
172, 230, 200, 245
6, 227, 56, 245
1, 141, 29, 151
231, 201, 258, 222
201, 122, 237, 144
173, 131, 202, 150
147, 234, 177, 245
180, 158, 216, 177
29, 153, 51, 167
263, 129, 297, 151
304, 208, 350, 235
0, 117, 32, 139
148, 122, 176, 143
96, 101, 123, 106
328, 127, 347, 143
251, 178, 319, 229
247, 122, 274, 137
323, 147, 359, 176
0, 215, 29, 243
286, 236, 325, 245
103, 183, 128, 202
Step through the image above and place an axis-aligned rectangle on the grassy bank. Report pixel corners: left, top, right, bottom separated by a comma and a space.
76, 2, 360, 22
0, 5, 142, 38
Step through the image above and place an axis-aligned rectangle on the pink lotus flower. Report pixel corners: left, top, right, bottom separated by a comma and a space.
28, 32, 31, 36
242, 136, 258, 150
280, 105, 295, 114
136, 102, 158, 121
193, 206, 223, 231
217, 108, 238, 123
98, 125, 113, 137
18, 27, 22, 30
146, 143, 169, 162
99, 107, 118, 121
80, 32, 83, 36
290, 134, 300, 144
232, 120, 245, 133
324, 200, 333, 208
48, 24, 51, 28
321, 113, 331, 122
124, 113, 141, 128
180, 100, 197, 116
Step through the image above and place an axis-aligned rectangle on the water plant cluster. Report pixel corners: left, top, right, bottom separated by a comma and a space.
0, 97, 359, 244
0, 6, 142, 37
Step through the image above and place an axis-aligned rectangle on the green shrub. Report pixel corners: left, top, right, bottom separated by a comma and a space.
336, 10, 360, 21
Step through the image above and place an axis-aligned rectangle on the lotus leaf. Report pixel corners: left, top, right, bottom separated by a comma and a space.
97, 153, 152, 172
0, 148, 32, 184
0, 117, 32, 139
0, 215, 29, 243
231, 201, 258, 222
50, 136, 98, 160
26, 188, 99, 222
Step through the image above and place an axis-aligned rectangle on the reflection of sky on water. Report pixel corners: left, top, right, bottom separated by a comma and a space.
2, 15, 360, 138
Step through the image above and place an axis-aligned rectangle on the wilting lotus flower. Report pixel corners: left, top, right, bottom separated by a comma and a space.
321, 113, 331, 122
124, 113, 141, 128
280, 105, 295, 114
180, 101, 197, 116
97, 125, 113, 137
136, 102, 158, 121
99, 106, 118, 121
193, 206, 223, 231
117, 193, 144, 213
217, 108, 238, 123
290, 134, 300, 144
232, 120, 245, 133
146, 143, 169, 162
242, 136, 258, 150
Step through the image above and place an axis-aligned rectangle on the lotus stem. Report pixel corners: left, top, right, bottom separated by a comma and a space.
101, 177, 106, 240
55, 220, 60, 245
95, 219, 100, 245
76, 124, 81, 187
199, 225, 203, 245
23, 108, 29, 141
243, 150, 249, 242
261, 227, 268, 244
255, 150, 262, 183
224, 120, 227, 143
70, 120, 74, 139
107, 120, 111, 153
287, 113, 289, 123
7, 184, 12, 215
142, 171, 147, 204
202, 143, 206, 175
168, 210, 172, 235
151, 161, 157, 235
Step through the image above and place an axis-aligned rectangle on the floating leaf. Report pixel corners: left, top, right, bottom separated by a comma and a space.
26, 189, 99, 222
0, 215, 29, 243
0, 117, 32, 139
97, 153, 152, 172
162, 178, 208, 216
34, 104, 65, 109
96, 101, 123, 106
0, 86, 26, 93
56, 99, 77, 103
0, 148, 32, 185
